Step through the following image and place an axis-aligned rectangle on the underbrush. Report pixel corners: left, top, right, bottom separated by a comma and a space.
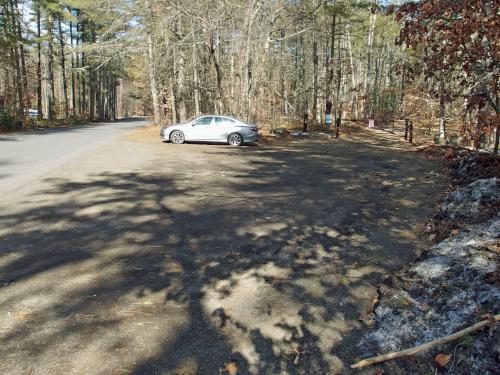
0, 114, 106, 133
0, 111, 16, 132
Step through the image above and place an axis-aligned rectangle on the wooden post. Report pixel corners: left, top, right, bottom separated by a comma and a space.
335, 116, 341, 138
302, 112, 309, 133
409, 120, 413, 143
404, 118, 409, 140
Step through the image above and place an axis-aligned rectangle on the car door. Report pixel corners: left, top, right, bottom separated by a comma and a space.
214, 116, 236, 141
188, 116, 214, 141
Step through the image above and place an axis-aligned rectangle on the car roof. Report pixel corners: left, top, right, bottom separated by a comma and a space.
198, 115, 240, 121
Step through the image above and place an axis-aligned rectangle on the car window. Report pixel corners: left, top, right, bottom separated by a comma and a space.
192, 117, 213, 126
215, 117, 235, 125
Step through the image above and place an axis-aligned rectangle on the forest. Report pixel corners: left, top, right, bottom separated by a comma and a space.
0, 0, 499, 153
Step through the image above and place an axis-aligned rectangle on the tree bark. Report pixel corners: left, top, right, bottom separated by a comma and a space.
69, 18, 76, 117
327, 11, 336, 114
80, 16, 87, 115
144, 0, 160, 123
89, 28, 96, 121
335, 18, 342, 120
47, 12, 55, 120
311, 0, 318, 126
192, 44, 201, 117
438, 76, 446, 144
58, 17, 69, 120
346, 25, 357, 119
9, 0, 25, 124
14, 0, 29, 117
147, 33, 160, 123
207, 32, 224, 115
36, 0, 43, 119
365, 5, 377, 117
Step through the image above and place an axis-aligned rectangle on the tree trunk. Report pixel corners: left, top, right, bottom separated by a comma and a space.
13, 0, 29, 118
9, 0, 25, 124
79, 15, 86, 115
147, 33, 160, 123
312, 11, 318, 126
89, 28, 96, 121
238, 0, 261, 119
47, 12, 55, 120
36, 1, 43, 119
365, 5, 377, 117
346, 24, 357, 119
69, 18, 76, 117
207, 33, 224, 115
335, 18, 342, 119
438, 74, 446, 144
492, 95, 499, 154
192, 44, 201, 117
327, 11, 336, 113
58, 17, 69, 120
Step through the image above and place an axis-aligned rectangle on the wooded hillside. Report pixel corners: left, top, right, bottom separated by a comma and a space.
0, 0, 498, 152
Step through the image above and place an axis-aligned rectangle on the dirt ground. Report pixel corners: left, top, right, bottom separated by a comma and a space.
0, 125, 444, 374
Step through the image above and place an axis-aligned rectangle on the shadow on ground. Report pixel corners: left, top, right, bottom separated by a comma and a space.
0, 134, 441, 374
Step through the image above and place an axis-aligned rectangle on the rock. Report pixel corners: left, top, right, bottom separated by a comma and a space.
411, 257, 451, 279
440, 177, 500, 223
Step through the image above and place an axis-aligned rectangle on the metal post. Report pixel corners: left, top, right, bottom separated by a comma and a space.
404, 118, 409, 141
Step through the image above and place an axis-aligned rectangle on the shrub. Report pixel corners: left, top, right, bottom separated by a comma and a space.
0, 111, 16, 131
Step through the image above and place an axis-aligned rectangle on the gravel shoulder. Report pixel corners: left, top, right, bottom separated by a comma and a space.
0, 125, 443, 374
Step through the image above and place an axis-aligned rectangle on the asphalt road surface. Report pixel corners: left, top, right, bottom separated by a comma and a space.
0, 119, 147, 199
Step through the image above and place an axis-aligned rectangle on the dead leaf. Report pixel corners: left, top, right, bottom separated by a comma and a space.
435, 353, 452, 367
221, 362, 238, 375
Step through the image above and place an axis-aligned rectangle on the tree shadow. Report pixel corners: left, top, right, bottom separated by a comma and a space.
0, 135, 440, 374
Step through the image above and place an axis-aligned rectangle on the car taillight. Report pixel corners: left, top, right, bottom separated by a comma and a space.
249, 127, 257, 132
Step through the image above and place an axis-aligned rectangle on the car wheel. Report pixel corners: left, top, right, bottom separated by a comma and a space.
227, 132, 243, 147
170, 130, 185, 144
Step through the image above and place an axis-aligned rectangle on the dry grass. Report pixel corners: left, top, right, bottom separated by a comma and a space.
126, 123, 161, 142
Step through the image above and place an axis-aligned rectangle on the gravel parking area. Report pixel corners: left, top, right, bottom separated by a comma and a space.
0, 125, 442, 374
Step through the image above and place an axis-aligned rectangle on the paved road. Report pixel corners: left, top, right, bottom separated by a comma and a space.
0, 119, 147, 198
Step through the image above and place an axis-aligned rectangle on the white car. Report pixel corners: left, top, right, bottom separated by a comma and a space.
160, 115, 258, 146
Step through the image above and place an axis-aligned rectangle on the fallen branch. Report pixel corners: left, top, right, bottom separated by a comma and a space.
351, 314, 500, 369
